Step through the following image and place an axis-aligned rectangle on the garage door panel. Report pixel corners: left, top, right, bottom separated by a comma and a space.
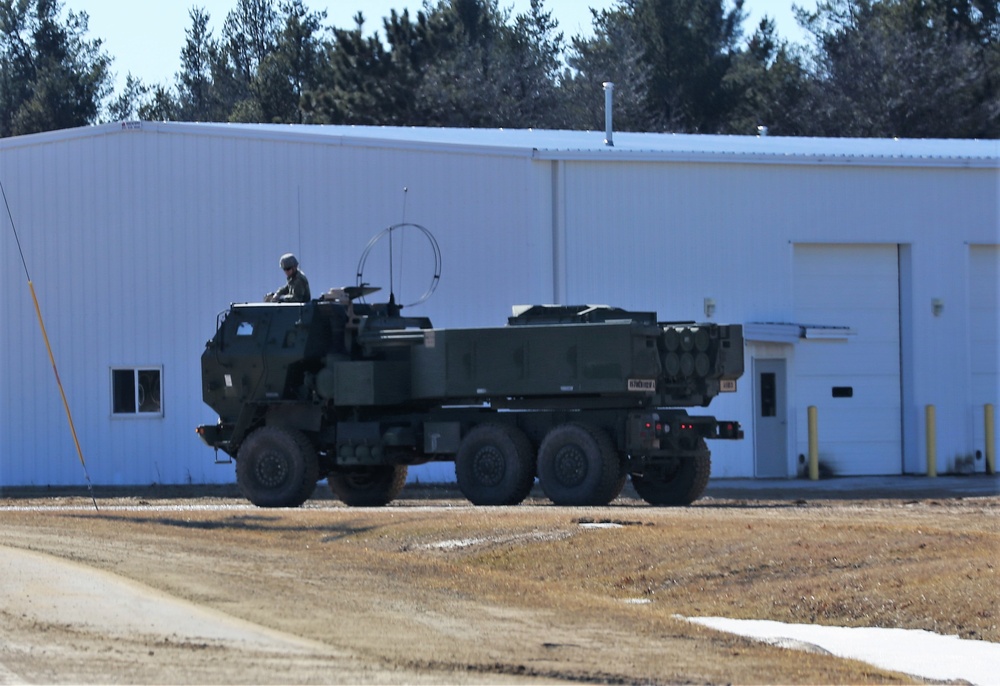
972, 379, 997, 404
970, 246, 999, 462
972, 328, 999, 347
798, 378, 899, 404
970, 246, 999, 308
797, 311, 897, 330
969, 246, 998, 378
797, 352, 899, 374
795, 244, 898, 276
796, 278, 900, 310
797, 345, 902, 374
812, 406, 903, 437
819, 442, 902, 476
971, 347, 998, 375
794, 244, 901, 475
972, 287, 999, 310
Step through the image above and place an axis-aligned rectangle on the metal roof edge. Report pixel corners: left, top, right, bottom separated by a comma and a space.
0, 121, 538, 159
0, 121, 127, 150
337, 135, 534, 158
190, 123, 998, 167
141, 121, 538, 159
1, 121, 996, 169
530, 147, 1000, 169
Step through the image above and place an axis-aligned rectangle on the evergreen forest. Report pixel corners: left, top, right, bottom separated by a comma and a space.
1, 0, 997, 139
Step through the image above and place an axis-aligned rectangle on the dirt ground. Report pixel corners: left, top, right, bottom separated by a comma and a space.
0, 485, 997, 685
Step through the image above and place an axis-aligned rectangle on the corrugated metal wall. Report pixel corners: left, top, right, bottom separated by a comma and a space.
0, 125, 547, 486
557, 158, 998, 477
1, 124, 997, 486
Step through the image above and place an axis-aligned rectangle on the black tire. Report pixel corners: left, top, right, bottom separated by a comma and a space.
631, 441, 711, 506
236, 426, 319, 508
328, 465, 408, 507
611, 453, 629, 500
455, 423, 535, 506
536, 423, 622, 506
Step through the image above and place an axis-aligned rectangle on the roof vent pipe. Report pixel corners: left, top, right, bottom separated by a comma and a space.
603, 82, 614, 147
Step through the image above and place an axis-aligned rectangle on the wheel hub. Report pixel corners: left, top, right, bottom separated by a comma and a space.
473, 446, 505, 486
255, 452, 289, 488
553, 445, 587, 487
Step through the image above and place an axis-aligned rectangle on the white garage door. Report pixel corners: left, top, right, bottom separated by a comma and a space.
970, 245, 999, 466
793, 244, 902, 475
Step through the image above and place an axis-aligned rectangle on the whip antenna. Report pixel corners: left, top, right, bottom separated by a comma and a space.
0, 179, 98, 511
397, 187, 408, 301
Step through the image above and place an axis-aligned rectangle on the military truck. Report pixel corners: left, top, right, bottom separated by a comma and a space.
197, 286, 744, 508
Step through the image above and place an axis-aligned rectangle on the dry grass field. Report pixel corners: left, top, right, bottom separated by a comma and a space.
0, 486, 997, 684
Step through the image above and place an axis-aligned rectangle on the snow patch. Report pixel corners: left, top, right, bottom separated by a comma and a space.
424, 530, 572, 550
682, 616, 999, 685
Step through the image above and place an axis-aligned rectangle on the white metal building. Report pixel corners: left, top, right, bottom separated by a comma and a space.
0, 121, 997, 487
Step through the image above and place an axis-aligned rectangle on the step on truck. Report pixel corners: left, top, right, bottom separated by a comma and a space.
197, 286, 744, 507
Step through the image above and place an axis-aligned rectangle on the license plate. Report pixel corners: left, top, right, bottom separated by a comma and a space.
720, 379, 737, 392
628, 379, 656, 392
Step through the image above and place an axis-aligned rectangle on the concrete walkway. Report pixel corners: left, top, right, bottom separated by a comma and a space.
704, 473, 1000, 500
2, 474, 998, 503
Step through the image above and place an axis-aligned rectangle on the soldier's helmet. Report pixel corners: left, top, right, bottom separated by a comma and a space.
279, 253, 298, 270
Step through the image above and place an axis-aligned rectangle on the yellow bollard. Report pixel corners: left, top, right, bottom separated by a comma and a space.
986, 404, 995, 475
808, 406, 819, 480
926, 405, 937, 477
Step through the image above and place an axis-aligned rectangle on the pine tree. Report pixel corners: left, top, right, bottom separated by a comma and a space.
561, 5, 660, 131
798, 0, 999, 137
176, 7, 220, 122
721, 18, 809, 135
256, 0, 327, 123
0, 0, 112, 136
634, 0, 747, 133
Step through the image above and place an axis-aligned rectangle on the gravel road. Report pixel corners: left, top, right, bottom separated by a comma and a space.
1, 489, 996, 684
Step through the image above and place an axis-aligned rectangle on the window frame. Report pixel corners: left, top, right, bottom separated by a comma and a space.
110, 366, 164, 418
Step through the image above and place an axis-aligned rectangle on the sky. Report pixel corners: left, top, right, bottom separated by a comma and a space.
68, 1, 814, 94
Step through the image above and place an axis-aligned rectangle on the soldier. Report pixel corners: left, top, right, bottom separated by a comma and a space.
265, 253, 311, 302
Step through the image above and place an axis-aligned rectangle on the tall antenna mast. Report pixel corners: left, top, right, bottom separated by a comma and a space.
0, 178, 98, 510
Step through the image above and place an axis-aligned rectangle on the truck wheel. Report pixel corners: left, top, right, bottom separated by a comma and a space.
631, 441, 711, 506
455, 424, 535, 505
236, 426, 319, 508
328, 465, 408, 507
611, 453, 629, 500
537, 423, 622, 506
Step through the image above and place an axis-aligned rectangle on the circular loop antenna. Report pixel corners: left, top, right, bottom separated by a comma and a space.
356, 223, 441, 308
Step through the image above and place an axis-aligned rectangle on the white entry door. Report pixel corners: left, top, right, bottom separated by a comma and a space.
754, 358, 788, 478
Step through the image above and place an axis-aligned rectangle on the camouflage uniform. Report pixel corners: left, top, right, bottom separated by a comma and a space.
273, 269, 311, 302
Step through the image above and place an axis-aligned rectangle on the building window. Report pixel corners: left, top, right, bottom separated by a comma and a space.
112, 367, 162, 416
759, 372, 777, 417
